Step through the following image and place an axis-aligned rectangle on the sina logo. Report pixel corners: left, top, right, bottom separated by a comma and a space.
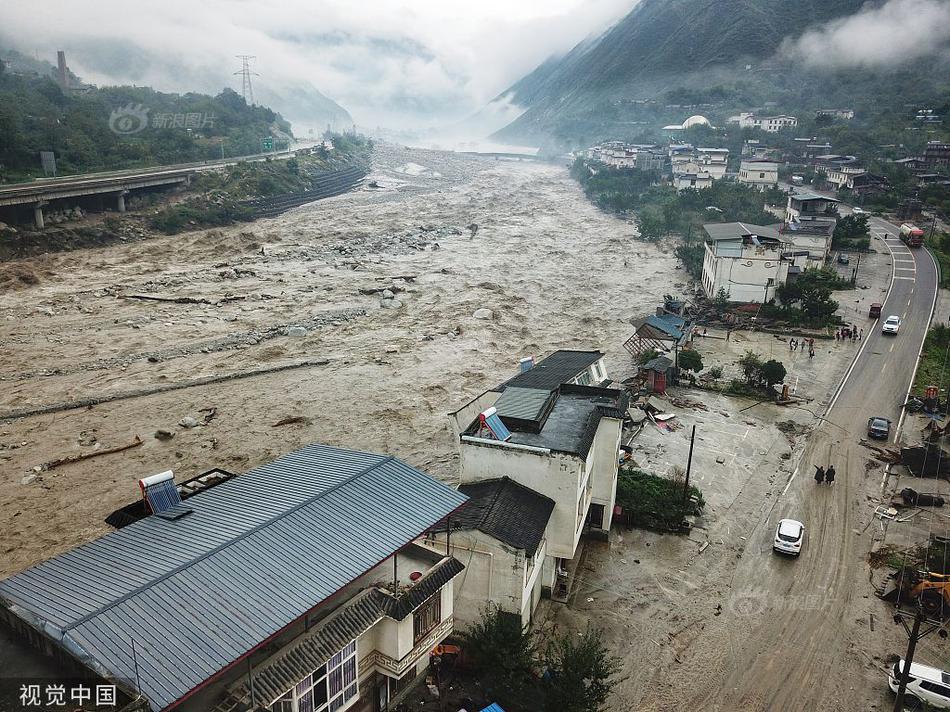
109, 104, 150, 135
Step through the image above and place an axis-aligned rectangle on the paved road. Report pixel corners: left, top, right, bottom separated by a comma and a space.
690, 215, 939, 710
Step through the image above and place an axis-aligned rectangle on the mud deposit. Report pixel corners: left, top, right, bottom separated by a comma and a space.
0, 144, 680, 576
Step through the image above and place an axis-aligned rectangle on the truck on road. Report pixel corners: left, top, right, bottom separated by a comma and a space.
900, 223, 925, 247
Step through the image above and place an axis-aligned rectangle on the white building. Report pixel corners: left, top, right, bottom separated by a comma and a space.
738, 158, 779, 188
738, 112, 798, 132
823, 165, 867, 190
701, 222, 807, 303
673, 172, 713, 190
785, 192, 839, 262
695, 148, 729, 179
422, 477, 554, 630
449, 350, 625, 602
815, 108, 854, 120
0, 443, 469, 712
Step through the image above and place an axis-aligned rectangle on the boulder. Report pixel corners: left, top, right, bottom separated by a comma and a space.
473, 308, 494, 320
178, 416, 199, 429
285, 326, 307, 337
155, 428, 176, 441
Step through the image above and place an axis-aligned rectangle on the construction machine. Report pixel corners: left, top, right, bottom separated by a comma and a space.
878, 566, 950, 618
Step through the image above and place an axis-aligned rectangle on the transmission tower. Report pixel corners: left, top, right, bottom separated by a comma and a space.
234, 55, 259, 105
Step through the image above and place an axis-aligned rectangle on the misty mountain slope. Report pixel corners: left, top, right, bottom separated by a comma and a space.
495, 0, 924, 142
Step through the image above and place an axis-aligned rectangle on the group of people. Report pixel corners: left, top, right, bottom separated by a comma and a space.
835, 325, 862, 342
814, 464, 836, 485
788, 337, 816, 359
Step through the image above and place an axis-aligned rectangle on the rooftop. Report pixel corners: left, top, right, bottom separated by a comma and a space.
790, 191, 839, 203
0, 444, 468, 711
432, 477, 555, 557
497, 350, 603, 393
504, 385, 627, 457
703, 222, 782, 242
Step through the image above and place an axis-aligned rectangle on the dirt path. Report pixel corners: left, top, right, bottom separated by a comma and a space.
0, 144, 680, 578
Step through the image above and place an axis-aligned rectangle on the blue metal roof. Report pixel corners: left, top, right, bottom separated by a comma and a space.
0, 444, 468, 711
644, 314, 685, 340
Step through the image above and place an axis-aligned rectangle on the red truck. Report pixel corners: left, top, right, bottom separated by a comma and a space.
900, 223, 925, 247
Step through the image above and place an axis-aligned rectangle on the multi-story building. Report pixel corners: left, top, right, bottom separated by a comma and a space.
449, 351, 626, 602
785, 192, 839, 261
738, 158, 779, 188
815, 109, 854, 120
0, 444, 468, 712
738, 113, 798, 132
701, 222, 802, 303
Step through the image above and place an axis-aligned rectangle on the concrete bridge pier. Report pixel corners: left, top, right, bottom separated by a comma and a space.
33, 201, 47, 230
116, 190, 128, 213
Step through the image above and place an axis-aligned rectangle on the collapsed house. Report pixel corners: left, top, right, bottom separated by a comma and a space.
448, 351, 627, 607
0, 444, 468, 712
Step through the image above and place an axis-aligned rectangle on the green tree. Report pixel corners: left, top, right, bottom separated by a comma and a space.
460, 606, 538, 706
637, 205, 667, 241
543, 628, 623, 712
738, 351, 764, 386
759, 359, 787, 388
637, 348, 661, 365
714, 287, 730, 313
832, 214, 870, 248
678, 349, 703, 374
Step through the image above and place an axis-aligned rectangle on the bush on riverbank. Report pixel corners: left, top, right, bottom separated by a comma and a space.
913, 324, 950, 396
615, 468, 704, 532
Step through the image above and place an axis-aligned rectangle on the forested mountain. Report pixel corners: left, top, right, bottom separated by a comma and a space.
0, 50, 301, 180
494, 0, 950, 147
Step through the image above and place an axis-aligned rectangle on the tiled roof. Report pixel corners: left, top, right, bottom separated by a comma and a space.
498, 350, 603, 392
433, 478, 555, 557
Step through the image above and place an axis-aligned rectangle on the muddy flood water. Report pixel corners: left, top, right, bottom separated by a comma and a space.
0, 143, 683, 576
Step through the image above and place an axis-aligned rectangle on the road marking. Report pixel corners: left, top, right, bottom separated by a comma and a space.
894, 276, 916, 281
893, 246, 939, 445
882, 363, 888, 374
890, 343, 896, 352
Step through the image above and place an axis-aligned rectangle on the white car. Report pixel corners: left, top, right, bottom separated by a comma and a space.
882, 315, 902, 334
889, 659, 950, 710
852, 207, 865, 214
773, 519, 805, 556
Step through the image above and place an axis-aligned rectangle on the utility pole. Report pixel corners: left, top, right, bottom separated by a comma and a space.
892, 609, 945, 712
234, 55, 258, 105
683, 425, 696, 505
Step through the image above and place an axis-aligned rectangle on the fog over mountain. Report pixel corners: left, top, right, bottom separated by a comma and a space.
0, 0, 633, 134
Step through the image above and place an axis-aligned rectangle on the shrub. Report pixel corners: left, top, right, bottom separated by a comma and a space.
615, 468, 704, 531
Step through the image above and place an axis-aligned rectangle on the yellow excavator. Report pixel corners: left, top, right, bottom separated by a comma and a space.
878, 566, 950, 618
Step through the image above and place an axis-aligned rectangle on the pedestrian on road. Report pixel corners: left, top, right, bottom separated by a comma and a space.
826, 465, 836, 485
809, 347, 815, 359
835, 330, 840, 341
859, 328, 864, 340
814, 465, 825, 484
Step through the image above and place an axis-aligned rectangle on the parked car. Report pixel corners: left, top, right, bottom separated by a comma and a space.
888, 659, 950, 710
869, 302, 883, 319
868, 416, 891, 440
882, 315, 902, 334
837, 252, 850, 265
773, 518, 805, 556
852, 207, 866, 214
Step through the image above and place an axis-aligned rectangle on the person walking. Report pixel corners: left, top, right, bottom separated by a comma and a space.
859, 328, 864, 340
835, 330, 840, 342
825, 465, 836, 485
814, 465, 825, 485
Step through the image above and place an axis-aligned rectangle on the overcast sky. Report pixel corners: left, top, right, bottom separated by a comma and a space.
0, 0, 635, 130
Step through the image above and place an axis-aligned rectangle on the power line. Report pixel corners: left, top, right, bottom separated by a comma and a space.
234, 55, 259, 106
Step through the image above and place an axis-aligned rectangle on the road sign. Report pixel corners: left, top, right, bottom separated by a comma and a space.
262, 136, 273, 151
40, 151, 57, 177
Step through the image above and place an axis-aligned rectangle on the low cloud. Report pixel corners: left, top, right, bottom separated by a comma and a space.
781, 0, 950, 68
0, 0, 634, 132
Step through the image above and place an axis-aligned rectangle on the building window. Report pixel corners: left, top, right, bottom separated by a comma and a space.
270, 640, 358, 712
413, 594, 442, 643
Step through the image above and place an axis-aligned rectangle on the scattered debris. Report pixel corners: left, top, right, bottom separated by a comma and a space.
179, 416, 199, 429
901, 488, 945, 507
36, 435, 143, 471
472, 308, 494, 320
272, 416, 312, 427
154, 429, 175, 441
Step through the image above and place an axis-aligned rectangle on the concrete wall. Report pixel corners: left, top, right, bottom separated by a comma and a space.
701, 242, 789, 303
738, 162, 778, 187
448, 390, 500, 435
458, 438, 584, 560
420, 530, 538, 630
590, 416, 622, 531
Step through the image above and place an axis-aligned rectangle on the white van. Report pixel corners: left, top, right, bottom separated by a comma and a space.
889, 659, 950, 709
